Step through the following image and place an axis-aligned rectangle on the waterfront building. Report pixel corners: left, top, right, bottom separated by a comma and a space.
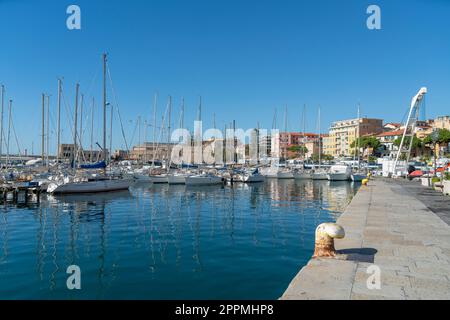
433, 116, 450, 130
278, 132, 322, 159
58, 144, 105, 162
326, 118, 383, 157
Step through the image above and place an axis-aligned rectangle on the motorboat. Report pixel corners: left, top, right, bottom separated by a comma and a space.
277, 169, 294, 179
327, 165, 351, 181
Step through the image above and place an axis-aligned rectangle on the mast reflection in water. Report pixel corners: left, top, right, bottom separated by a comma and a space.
0, 180, 359, 299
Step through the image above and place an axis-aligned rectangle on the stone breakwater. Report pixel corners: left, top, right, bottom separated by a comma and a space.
281, 179, 450, 300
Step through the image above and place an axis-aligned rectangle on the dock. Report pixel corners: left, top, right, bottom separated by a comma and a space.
281, 178, 450, 300
0, 184, 42, 204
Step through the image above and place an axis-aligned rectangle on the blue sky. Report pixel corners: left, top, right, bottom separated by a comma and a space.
0, 0, 450, 154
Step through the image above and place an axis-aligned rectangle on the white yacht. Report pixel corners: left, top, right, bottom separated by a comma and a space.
294, 170, 312, 179
167, 172, 188, 185
185, 173, 224, 186
327, 165, 351, 181
311, 170, 328, 180
47, 175, 134, 194
236, 168, 265, 183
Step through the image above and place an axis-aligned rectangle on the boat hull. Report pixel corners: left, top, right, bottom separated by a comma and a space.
243, 174, 265, 183
294, 172, 311, 179
312, 173, 328, 180
328, 173, 350, 181
167, 175, 186, 185
185, 176, 224, 186
149, 175, 168, 184
49, 179, 133, 194
277, 171, 294, 179
351, 174, 366, 182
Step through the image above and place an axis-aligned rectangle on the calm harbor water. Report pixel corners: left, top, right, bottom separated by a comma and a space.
0, 179, 359, 300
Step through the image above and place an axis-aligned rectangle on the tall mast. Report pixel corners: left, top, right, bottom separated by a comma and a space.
318, 106, 321, 168
41, 93, 45, 163
73, 83, 79, 168
6, 100, 12, 168
0, 85, 4, 166
109, 103, 113, 163
80, 94, 84, 155
167, 96, 172, 166
56, 79, 62, 163
91, 97, 94, 161
151, 92, 158, 167
46, 95, 50, 167
102, 53, 107, 162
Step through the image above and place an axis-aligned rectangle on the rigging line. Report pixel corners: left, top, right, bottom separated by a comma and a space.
106, 64, 130, 152
11, 115, 23, 159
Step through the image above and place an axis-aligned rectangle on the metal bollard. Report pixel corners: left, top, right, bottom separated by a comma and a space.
313, 223, 345, 258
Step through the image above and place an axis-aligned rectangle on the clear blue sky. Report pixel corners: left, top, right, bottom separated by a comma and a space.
1, 0, 449, 155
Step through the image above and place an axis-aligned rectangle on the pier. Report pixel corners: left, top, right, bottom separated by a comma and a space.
0, 184, 42, 204
281, 178, 450, 300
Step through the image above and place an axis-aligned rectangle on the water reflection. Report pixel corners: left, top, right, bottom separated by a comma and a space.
0, 180, 359, 299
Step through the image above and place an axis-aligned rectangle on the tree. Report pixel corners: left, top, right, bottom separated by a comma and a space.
288, 145, 308, 158
350, 136, 381, 158
423, 129, 450, 176
393, 135, 424, 157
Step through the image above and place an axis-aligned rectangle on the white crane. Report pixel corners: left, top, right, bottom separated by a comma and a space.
392, 87, 427, 176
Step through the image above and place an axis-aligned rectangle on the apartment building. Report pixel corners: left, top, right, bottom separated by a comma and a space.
326, 118, 383, 157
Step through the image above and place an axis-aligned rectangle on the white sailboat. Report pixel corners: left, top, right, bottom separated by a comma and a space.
185, 173, 224, 186
311, 106, 328, 180
48, 54, 134, 194
351, 104, 366, 182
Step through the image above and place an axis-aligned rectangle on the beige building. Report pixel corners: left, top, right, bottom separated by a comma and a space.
58, 144, 105, 162
326, 118, 383, 157
433, 116, 450, 130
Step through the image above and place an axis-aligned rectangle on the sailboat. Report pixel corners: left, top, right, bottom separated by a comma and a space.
311, 106, 328, 180
294, 104, 312, 179
351, 104, 367, 182
48, 54, 134, 194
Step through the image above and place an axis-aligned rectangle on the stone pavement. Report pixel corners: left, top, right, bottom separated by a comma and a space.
280, 178, 450, 300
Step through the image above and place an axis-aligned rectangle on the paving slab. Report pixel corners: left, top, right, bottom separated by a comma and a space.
280, 178, 450, 300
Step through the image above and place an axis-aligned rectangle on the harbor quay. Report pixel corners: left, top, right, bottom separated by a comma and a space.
281, 178, 450, 300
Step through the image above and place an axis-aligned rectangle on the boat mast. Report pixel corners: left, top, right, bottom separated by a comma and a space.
152, 92, 158, 167
41, 93, 45, 164
167, 96, 172, 169
72, 83, 79, 169
46, 95, 50, 167
6, 99, 12, 168
0, 85, 4, 167
56, 79, 62, 164
91, 97, 94, 161
102, 53, 107, 163
80, 94, 84, 159
110, 103, 113, 164
318, 106, 322, 169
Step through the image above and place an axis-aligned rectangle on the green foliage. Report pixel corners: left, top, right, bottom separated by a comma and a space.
432, 177, 441, 184
288, 145, 308, 155
393, 135, 423, 149
350, 136, 381, 156
311, 154, 333, 162
424, 129, 450, 145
